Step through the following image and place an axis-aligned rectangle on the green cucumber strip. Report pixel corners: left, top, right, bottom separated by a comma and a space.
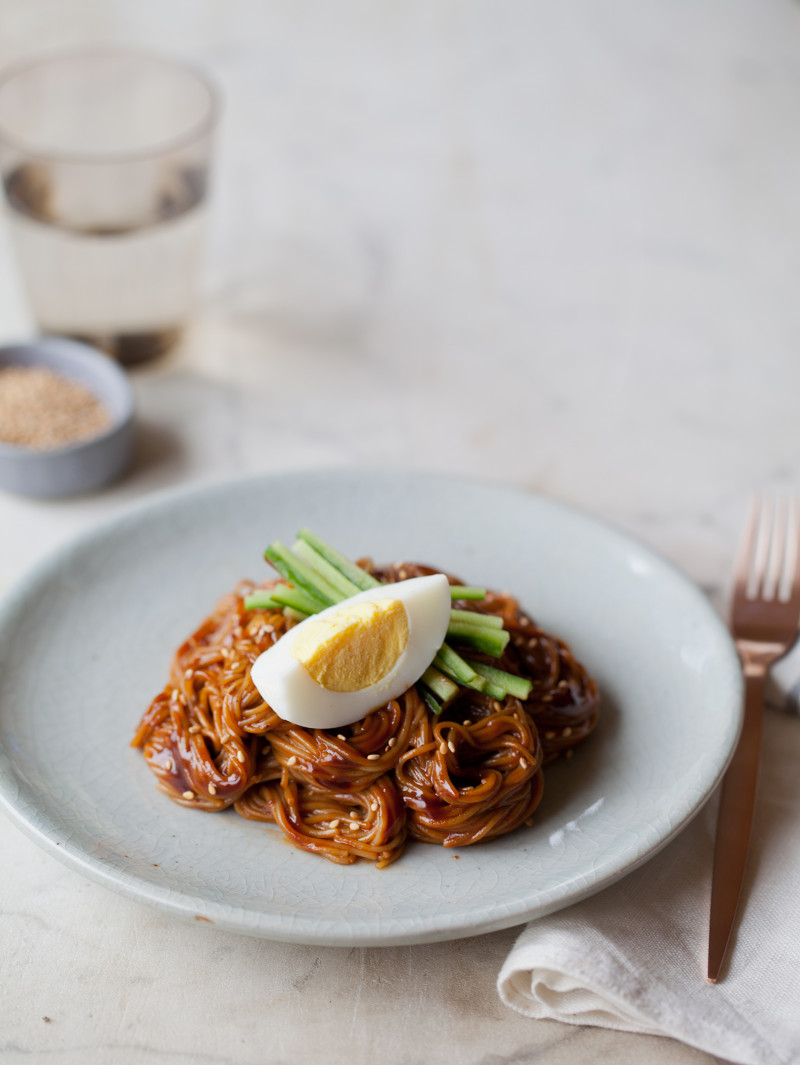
283, 606, 309, 622
483, 680, 508, 700
268, 583, 325, 616
449, 586, 487, 600
297, 528, 380, 592
419, 686, 444, 715
421, 666, 459, 704
243, 591, 284, 611
265, 543, 340, 608
449, 608, 503, 630
433, 644, 480, 685
468, 661, 533, 700
446, 621, 510, 657
463, 674, 492, 695
291, 538, 362, 600
433, 653, 487, 694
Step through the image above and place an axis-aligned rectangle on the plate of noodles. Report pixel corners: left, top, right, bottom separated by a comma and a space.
0, 470, 742, 945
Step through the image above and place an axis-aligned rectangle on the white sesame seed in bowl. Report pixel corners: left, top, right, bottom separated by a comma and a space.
0, 337, 134, 497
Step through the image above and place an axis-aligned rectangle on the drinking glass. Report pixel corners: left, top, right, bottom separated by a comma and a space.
0, 48, 219, 364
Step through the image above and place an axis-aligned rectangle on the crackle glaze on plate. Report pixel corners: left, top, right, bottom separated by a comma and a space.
0, 471, 742, 945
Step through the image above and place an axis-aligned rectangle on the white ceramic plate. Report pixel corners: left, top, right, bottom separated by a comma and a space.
0, 471, 742, 945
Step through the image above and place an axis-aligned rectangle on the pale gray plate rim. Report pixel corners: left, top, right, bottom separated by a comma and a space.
0, 469, 743, 945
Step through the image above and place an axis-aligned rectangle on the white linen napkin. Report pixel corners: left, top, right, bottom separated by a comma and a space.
498, 706, 800, 1065
767, 639, 800, 715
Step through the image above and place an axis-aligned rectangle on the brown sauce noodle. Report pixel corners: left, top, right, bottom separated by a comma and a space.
132, 563, 599, 867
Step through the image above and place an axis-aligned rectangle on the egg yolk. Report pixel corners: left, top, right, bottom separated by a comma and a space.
290, 598, 409, 692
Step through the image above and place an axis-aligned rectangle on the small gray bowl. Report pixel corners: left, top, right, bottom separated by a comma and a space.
0, 337, 135, 498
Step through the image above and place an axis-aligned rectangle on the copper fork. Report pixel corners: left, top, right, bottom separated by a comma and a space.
708, 495, 800, 982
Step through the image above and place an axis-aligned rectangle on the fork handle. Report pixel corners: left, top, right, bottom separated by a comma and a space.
707, 667, 765, 982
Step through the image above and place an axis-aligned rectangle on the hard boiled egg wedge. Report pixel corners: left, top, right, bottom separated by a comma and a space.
250, 574, 451, 729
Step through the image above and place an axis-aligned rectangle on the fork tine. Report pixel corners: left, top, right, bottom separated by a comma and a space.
781, 497, 800, 606
752, 495, 776, 599
764, 495, 786, 601
734, 496, 763, 601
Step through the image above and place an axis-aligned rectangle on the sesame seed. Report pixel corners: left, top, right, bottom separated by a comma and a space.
188, 725, 201, 734
350, 810, 359, 818
366, 753, 380, 761
519, 758, 528, 769
287, 755, 297, 766
0, 365, 112, 448
563, 727, 573, 737
398, 568, 408, 580
170, 688, 180, 703
337, 734, 347, 741
492, 701, 502, 712
545, 731, 556, 740
236, 748, 246, 762
184, 669, 193, 680
439, 741, 448, 755
387, 737, 396, 748
182, 790, 194, 800
558, 679, 567, 689
349, 821, 360, 831
165, 757, 174, 772
447, 740, 456, 753
370, 802, 378, 812
528, 638, 538, 648
462, 719, 471, 726
330, 819, 340, 830
208, 782, 217, 796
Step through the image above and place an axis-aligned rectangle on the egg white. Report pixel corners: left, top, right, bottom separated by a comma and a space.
250, 573, 451, 729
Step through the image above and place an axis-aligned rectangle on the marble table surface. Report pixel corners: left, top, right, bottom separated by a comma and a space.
2, 0, 799, 1061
